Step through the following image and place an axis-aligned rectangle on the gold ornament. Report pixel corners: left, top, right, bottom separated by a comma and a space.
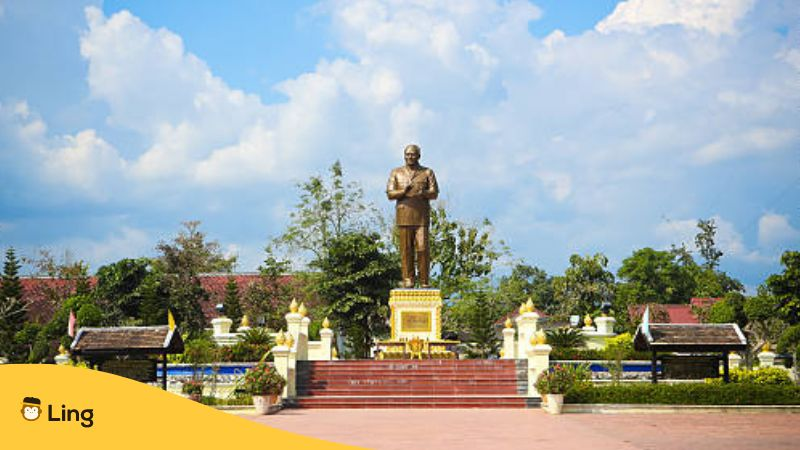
289, 298, 299, 313
240, 315, 250, 327
535, 330, 547, 345
285, 333, 294, 348
499, 349, 505, 357
331, 347, 338, 359
322, 317, 331, 329
762, 342, 771, 353
58, 344, 67, 355
298, 303, 308, 317
519, 303, 527, 315
526, 297, 534, 312
504, 317, 513, 329
584, 314, 593, 327
275, 330, 286, 346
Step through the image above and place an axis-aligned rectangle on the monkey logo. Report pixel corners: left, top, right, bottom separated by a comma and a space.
22, 397, 42, 421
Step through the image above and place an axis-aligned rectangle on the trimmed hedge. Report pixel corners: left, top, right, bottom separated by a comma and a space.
566, 383, 800, 405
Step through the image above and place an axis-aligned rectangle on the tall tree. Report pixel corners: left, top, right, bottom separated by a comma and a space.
552, 253, 615, 316
156, 221, 236, 336
616, 247, 697, 305
311, 231, 400, 358
222, 277, 243, 329
1, 248, 27, 359
496, 264, 554, 314
695, 218, 723, 270
429, 204, 508, 299
93, 258, 152, 324
766, 250, 800, 325
274, 161, 383, 263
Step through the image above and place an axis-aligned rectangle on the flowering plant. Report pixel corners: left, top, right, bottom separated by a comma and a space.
181, 379, 204, 395
535, 364, 589, 394
241, 361, 286, 396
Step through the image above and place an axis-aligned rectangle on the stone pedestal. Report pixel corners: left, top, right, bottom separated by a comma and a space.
594, 316, 616, 335
527, 344, 552, 397
758, 351, 776, 367
54, 354, 70, 365
388, 289, 443, 341
211, 317, 240, 346
502, 327, 516, 359
515, 312, 540, 359
286, 312, 303, 342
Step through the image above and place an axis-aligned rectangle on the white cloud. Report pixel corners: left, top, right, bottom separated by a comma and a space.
758, 213, 800, 248
693, 127, 797, 164
655, 215, 769, 263
596, 0, 756, 36
536, 171, 572, 202
62, 226, 153, 266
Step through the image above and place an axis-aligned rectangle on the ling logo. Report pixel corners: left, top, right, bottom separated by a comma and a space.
20, 396, 94, 428
22, 397, 42, 421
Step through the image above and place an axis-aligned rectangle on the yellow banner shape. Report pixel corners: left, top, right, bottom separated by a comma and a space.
0, 364, 360, 449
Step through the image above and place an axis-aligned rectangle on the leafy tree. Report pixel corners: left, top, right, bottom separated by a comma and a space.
616, 247, 697, 306
273, 161, 383, 263
553, 253, 615, 316
243, 250, 295, 330
695, 218, 723, 270
430, 204, 508, 298
765, 250, 800, 324
744, 289, 787, 351
311, 231, 400, 358
222, 277, 243, 329
496, 264, 554, 314
93, 258, 152, 324
1, 248, 26, 359
156, 221, 235, 337
457, 286, 501, 358
706, 292, 747, 327
23, 249, 91, 311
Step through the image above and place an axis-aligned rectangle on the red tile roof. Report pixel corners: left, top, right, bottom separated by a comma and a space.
628, 304, 700, 324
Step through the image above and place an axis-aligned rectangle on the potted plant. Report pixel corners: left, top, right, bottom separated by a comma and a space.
241, 361, 286, 414
535, 364, 584, 414
181, 379, 204, 402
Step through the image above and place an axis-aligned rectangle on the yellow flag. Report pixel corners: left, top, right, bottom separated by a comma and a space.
168, 310, 176, 330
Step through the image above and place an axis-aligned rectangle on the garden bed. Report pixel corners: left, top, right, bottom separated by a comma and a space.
566, 383, 800, 405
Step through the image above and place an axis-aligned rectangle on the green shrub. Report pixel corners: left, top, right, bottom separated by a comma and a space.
566, 383, 800, 405
705, 367, 793, 386
550, 348, 605, 360
535, 363, 591, 394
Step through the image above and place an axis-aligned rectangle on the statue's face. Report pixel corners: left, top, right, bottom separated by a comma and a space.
404, 148, 420, 167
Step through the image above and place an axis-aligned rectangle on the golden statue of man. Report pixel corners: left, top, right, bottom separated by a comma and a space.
387, 144, 439, 288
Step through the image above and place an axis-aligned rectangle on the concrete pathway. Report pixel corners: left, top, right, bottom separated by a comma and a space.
241, 408, 800, 450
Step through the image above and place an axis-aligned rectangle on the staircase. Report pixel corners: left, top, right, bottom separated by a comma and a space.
294, 359, 537, 408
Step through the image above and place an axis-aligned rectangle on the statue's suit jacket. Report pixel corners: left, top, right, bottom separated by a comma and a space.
386, 165, 439, 226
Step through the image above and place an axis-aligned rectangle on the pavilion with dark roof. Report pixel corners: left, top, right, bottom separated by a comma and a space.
634, 323, 747, 383
70, 325, 184, 390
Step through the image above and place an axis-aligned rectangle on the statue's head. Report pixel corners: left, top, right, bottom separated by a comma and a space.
404, 144, 421, 167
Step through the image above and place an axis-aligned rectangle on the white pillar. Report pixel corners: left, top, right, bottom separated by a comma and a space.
527, 344, 552, 397
319, 328, 334, 361
286, 312, 303, 342
729, 352, 743, 368
296, 316, 310, 361
502, 327, 516, 359
271, 345, 291, 399
516, 312, 539, 360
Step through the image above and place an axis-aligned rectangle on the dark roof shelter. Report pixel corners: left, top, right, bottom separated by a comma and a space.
70, 326, 184, 390
634, 323, 747, 383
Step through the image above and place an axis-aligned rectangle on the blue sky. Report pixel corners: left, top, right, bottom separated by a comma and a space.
0, 0, 798, 293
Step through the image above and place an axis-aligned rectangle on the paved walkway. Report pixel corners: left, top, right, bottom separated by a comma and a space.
242, 408, 800, 450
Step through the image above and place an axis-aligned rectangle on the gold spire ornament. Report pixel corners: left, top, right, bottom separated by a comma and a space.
275, 330, 286, 346
584, 314, 593, 327
536, 330, 547, 345
298, 303, 308, 317
240, 314, 250, 327
322, 317, 331, 329
285, 333, 294, 348
504, 317, 513, 329
519, 303, 527, 315
331, 347, 338, 359
58, 344, 68, 355
289, 298, 299, 313
526, 297, 534, 312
